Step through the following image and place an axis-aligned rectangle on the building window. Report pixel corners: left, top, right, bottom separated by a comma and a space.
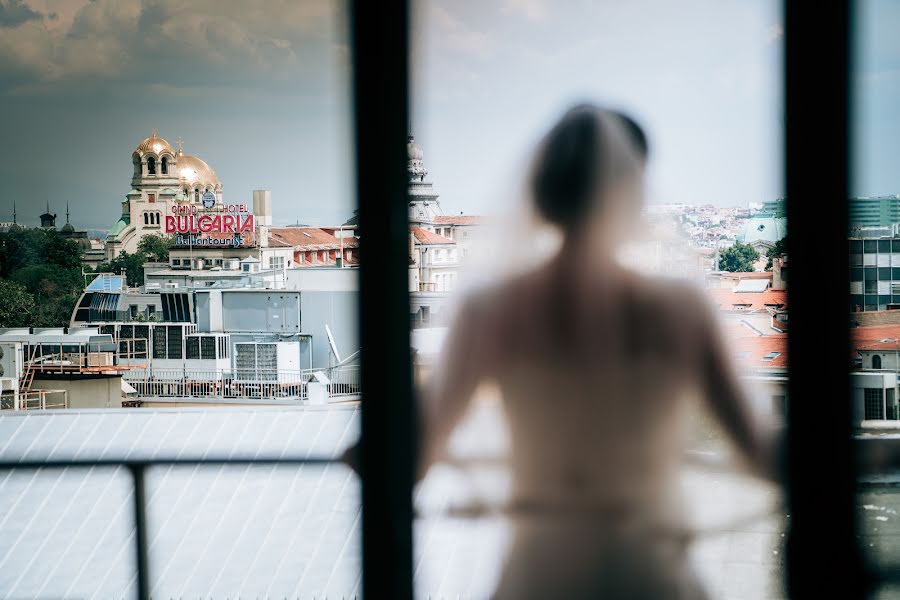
161, 157, 168, 174
270, 256, 286, 270
195, 188, 200, 202
762, 351, 781, 361
864, 388, 884, 420
172, 259, 181, 266
872, 355, 882, 369
147, 157, 156, 175
148, 193, 156, 203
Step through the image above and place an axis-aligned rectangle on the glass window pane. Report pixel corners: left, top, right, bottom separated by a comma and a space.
0, 2, 359, 598
854, 1, 900, 580
412, 1, 784, 597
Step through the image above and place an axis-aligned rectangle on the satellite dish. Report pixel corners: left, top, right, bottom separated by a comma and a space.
325, 325, 341, 364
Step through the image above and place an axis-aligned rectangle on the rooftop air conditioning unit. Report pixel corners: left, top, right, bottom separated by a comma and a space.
0, 343, 23, 380
87, 352, 114, 367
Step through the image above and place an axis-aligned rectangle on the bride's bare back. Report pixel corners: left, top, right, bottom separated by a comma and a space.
418, 105, 778, 599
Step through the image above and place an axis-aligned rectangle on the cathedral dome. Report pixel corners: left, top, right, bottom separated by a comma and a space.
177, 153, 220, 188
61, 222, 75, 233
135, 131, 173, 155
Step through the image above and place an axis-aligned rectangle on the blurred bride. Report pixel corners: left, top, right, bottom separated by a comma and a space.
418, 104, 781, 599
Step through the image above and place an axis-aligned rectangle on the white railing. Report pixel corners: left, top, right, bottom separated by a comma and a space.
0, 390, 68, 411
328, 365, 360, 398
123, 365, 361, 402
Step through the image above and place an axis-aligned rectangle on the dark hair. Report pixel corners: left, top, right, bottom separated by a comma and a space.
530, 104, 648, 229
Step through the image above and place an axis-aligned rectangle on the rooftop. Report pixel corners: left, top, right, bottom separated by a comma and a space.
412, 227, 455, 245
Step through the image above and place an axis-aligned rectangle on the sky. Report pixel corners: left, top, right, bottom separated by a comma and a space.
0, 0, 896, 230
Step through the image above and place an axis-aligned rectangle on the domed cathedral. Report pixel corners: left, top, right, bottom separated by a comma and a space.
105, 130, 223, 260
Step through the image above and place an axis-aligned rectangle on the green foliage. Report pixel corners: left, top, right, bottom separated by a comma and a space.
137, 233, 174, 262
765, 237, 787, 271
718, 241, 760, 273
0, 280, 35, 327
96, 251, 147, 287
0, 229, 85, 327
0, 228, 82, 277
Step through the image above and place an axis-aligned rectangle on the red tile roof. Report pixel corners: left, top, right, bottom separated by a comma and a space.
432, 215, 485, 225
851, 325, 900, 351
412, 227, 455, 245
270, 227, 359, 250
706, 288, 787, 312
731, 333, 788, 368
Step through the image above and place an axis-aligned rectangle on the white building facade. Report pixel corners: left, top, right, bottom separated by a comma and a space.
106, 131, 224, 259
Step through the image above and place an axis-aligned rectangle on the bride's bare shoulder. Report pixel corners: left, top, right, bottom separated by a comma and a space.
623, 270, 712, 323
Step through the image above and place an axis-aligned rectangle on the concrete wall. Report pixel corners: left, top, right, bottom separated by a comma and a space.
32, 376, 124, 409
300, 291, 358, 369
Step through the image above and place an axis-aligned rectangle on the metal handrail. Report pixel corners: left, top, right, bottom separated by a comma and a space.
0, 443, 898, 599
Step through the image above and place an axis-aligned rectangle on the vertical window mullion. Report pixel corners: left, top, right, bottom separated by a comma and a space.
784, 1, 866, 597
351, 1, 415, 599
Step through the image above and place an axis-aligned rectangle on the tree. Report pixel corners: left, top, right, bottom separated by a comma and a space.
97, 251, 147, 287
765, 237, 787, 271
138, 233, 174, 262
10, 265, 84, 327
0, 228, 82, 277
718, 241, 760, 272
0, 280, 35, 327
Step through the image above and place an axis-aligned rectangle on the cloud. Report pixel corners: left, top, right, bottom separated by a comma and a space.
499, 0, 546, 23
0, 0, 42, 27
428, 3, 494, 58
0, 0, 345, 95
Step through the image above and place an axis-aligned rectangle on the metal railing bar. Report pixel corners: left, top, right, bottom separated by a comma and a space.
129, 464, 149, 600
0, 457, 339, 470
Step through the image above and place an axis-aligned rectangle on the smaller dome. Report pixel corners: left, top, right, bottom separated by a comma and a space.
177, 153, 220, 187
61, 223, 75, 233
135, 130, 173, 155
407, 135, 423, 160
737, 216, 787, 245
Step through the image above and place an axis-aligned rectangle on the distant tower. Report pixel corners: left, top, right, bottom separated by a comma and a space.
406, 134, 442, 226
253, 190, 272, 247
62, 201, 75, 233
39, 201, 57, 229
12, 199, 16, 225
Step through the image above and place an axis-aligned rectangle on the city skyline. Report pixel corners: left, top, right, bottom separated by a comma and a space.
0, 0, 897, 230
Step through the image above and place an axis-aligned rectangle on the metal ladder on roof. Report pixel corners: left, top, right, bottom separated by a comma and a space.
18, 345, 38, 393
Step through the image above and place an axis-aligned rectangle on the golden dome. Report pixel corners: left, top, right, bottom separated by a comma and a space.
135, 130, 173, 155
177, 153, 220, 187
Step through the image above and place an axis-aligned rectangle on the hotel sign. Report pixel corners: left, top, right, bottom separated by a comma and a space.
167, 203, 254, 247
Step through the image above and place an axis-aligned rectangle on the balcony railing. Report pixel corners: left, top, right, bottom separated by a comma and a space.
121, 365, 360, 401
